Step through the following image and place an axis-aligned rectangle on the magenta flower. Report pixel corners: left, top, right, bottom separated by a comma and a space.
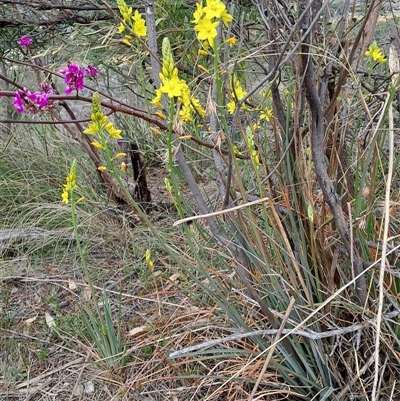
17, 36, 32, 48
59, 63, 86, 94
59, 63, 99, 94
28, 91, 49, 108
85, 65, 99, 78
13, 84, 54, 114
13, 90, 24, 113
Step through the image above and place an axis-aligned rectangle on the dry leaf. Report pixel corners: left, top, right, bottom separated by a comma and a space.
45, 312, 56, 328
68, 279, 77, 291
83, 286, 92, 300
128, 326, 146, 336
165, 273, 181, 291
169, 273, 180, 283
25, 315, 38, 326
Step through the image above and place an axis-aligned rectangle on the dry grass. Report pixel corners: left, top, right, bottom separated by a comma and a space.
0, 158, 284, 401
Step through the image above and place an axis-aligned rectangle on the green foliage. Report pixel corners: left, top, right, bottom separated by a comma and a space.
80, 290, 128, 369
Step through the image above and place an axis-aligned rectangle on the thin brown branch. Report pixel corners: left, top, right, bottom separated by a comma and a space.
300, 1, 368, 306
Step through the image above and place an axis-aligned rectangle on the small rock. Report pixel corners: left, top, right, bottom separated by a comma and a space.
84, 381, 94, 394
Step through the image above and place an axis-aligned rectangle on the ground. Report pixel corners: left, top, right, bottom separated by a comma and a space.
0, 167, 265, 401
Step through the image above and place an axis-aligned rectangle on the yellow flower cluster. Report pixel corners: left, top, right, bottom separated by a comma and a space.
61, 160, 77, 204
227, 76, 247, 114
83, 93, 122, 140
260, 106, 273, 122
152, 38, 205, 123
117, 0, 147, 44
83, 93, 124, 172
365, 41, 387, 64
145, 249, 154, 270
246, 127, 259, 167
192, 0, 233, 46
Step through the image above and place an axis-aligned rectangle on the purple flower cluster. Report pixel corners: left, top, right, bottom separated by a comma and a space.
13, 83, 54, 114
7, 62, 99, 114
17, 35, 32, 48
59, 63, 99, 94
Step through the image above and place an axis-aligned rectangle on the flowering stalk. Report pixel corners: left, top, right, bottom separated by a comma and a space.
83, 92, 125, 176
192, 0, 232, 112
166, 96, 185, 218
61, 160, 97, 303
152, 38, 205, 123
117, 0, 147, 45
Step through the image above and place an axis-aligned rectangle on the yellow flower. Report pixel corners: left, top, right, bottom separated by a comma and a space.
117, 22, 125, 33
117, 0, 132, 21
120, 162, 127, 171
198, 48, 208, 56
227, 99, 236, 114
61, 191, 69, 205
115, 152, 127, 158
160, 75, 186, 98
251, 150, 260, 166
180, 105, 193, 122
191, 2, 204, 24
133, 10, 147, 37
204, 0, 225, 19
98, 166, 107, 172
105, 122, 123, 139
91, 139, 104, 150
365, 41, 387, 63
260, 107, 273, 122
122, 35, 132, 46
225, 36, 236, 46
61, 159, 77, 205
83, 121, 99, 135
145, 249, 154, 269
231, 77, 247, 99
220, 8, 233, 26
152, 88, 163, 108
85, 93, 123, 141
194, 17, 219, 46
83, 113, 107, 135
191, 97, 206, 116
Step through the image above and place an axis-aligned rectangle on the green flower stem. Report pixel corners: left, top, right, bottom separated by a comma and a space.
69, 187, 103, 321
167, 97, 175, 176
166, 96, 184, 218
212, 36, 229, 134
212, 38, 223, 107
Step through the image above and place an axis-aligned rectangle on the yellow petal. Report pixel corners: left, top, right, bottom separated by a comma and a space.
155, 111, 167, 120
150, 127, 162, 135
91, 139, 104, 150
